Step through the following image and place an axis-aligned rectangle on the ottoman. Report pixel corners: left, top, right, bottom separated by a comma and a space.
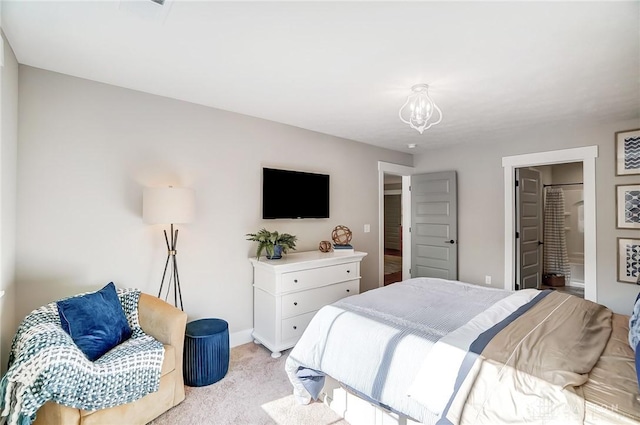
183, 318, 229, 387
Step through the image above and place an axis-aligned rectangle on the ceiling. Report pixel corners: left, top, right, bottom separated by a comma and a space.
2, 1, 639, 153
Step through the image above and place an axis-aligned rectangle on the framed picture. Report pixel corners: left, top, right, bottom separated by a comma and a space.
615, 128, 640, 176
616, 184, 640, 229
618, 237, 640, 284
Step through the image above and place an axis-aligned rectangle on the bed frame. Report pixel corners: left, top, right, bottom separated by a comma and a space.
321, 376, 420, 425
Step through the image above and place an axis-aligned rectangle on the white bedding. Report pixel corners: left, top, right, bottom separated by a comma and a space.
285, 277, 521, 423
407, 288, 540, 415
286, 277, 617, 425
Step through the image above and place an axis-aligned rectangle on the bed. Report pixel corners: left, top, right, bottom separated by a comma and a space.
285, 277, 640, 425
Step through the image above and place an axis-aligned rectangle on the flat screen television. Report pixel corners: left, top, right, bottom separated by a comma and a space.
262, 168, 330, 219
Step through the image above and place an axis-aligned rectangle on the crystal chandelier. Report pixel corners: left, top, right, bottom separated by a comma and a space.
399, 84, 442, 134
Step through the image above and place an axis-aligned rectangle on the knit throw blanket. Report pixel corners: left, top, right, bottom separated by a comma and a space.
0, 289, 165, 425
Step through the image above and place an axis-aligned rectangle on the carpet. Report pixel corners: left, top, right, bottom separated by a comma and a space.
384, 255, 402, 274
149, 342, 349, 425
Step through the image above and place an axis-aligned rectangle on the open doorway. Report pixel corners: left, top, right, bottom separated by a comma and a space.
503, 146, 597, 303
378, 161, 413, 288
384, 174, 403, 285
515, 163, 584, 298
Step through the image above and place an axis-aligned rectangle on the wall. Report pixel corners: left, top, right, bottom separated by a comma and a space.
16, 66, 412, 342
0, 32, 18, 372
413, 118, 640, 315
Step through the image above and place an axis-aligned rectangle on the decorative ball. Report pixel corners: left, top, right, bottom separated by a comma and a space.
331, 225, 352, 245
319, 241, 333, 253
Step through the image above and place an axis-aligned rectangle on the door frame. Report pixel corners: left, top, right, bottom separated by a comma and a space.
378, 161, 414, 288
502, 146, 598, 302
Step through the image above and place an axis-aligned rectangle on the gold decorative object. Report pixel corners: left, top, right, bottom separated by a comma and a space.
331, 225, 352, 246
319, 241, 333, 253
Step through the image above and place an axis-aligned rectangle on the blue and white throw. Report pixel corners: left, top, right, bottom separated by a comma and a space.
0, 288, 164, 425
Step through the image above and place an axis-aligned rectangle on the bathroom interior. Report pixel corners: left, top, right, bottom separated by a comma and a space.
537, 162, 585, 298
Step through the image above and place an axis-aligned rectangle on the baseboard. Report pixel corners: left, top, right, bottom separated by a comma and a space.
568, 281, 585, 288
230, 328, 254, 348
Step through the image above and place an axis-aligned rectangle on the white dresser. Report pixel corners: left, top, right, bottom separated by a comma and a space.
250, 250, 367, 358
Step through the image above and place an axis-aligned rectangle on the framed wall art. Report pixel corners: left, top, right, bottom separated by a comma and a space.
615, 128, 640, 176
617, 237, 640, 284
616, 184, 640, 229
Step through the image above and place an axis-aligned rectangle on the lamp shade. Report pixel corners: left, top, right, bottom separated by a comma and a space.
143, 187, 195, 224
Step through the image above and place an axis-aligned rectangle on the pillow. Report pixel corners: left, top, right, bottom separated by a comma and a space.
57, 282, 132, 361
629, 292, 640, 351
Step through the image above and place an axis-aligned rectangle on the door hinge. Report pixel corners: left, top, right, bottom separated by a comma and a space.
409, 268, 412, 274
516, 231, 520, 239
409, 227, 411, 233
409, 186, 411, 191
515, 180, 519, 187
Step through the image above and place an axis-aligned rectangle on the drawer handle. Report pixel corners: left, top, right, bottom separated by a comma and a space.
294, 302, 298, 306
294, 279, 298, 283
346, 289, 350, 293
347, 270, 351, 273
293, 326, 297, 330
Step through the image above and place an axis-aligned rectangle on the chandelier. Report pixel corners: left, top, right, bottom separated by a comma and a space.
398, 84, 442, 134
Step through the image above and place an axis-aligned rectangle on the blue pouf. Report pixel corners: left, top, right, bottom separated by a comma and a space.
183, 318, 229, 387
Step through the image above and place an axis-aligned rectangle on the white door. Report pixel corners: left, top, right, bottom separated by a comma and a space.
515, 168, 543, 289
411, 171, 457, 279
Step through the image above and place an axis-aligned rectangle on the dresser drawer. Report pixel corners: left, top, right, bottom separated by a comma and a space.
281, 311, 317, 342
281, 280, 359, 319
281, 262, 357, 292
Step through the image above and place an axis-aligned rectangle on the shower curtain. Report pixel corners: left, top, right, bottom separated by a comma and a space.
544, 187, 571, 283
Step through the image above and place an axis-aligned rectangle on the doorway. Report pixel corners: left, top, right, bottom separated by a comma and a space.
503, 146, 597, 303
384, 174, 403, 285
378, 162, 413, 288
515, 163, 585, 298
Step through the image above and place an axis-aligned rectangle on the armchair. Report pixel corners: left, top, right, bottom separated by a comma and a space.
33, 293, 187, 425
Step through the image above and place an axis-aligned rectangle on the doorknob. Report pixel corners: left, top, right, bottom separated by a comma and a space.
445, 240, 455, 244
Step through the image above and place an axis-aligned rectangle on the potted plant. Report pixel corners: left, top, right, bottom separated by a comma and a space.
246, 228, 297, 260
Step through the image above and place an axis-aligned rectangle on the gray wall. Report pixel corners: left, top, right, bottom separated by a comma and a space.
1, 33, 18, 372
15, 66, 412, 341
413, 118, 640, 315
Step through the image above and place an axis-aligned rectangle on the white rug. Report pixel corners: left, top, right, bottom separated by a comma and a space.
149, 342, 349, 425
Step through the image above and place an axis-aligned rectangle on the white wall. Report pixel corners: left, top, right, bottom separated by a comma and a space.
413, 118, 640, 315
16, 66, 412, 341
0, 32, 18, 373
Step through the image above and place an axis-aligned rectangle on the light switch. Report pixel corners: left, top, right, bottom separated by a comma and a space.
364, 224, 371, 233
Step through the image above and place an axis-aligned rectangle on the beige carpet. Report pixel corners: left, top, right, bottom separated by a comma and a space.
149, 342, 349, 425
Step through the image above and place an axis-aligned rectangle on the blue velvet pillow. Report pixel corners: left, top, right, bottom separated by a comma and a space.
57, 282, 132, 361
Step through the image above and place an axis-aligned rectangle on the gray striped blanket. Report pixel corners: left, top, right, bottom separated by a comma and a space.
0, 289, 164, 425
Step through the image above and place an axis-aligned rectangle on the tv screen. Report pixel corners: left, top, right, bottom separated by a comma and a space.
262, 168, 330, 219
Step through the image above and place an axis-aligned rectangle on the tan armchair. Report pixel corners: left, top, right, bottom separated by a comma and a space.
33, 293, 187, 425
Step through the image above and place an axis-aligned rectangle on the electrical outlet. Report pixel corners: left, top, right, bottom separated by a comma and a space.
364, 224, 370, 233
485, 275, 492, 285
